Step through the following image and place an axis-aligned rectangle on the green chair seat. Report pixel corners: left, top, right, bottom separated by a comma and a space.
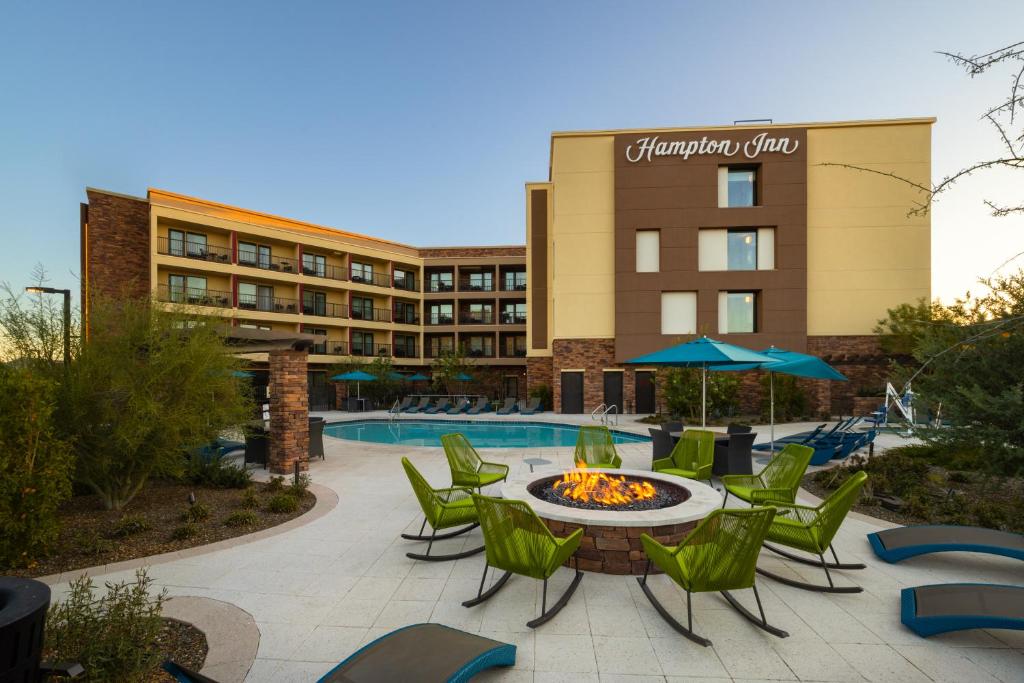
401, 457, 485, 562
721, 443, 813, 506
441, 433, 510, 490
574, 425, 622, 469
653, 430, 714, 484
757, 471, 869, 593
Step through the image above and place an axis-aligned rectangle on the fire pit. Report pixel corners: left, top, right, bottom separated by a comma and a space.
503, 468, 722, 575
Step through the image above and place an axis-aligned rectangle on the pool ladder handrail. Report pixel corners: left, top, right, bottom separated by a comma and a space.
388, 399, 402, 422
591, 403, 619, 426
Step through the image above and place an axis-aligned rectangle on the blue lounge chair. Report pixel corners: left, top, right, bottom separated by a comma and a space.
518, 397, 542, 415
162, 661, 216, 682
753, 424, 827, 451
867, 525, 1024, 563
425, 398, 450, 414
466, 397, 489, 415
901, 584, 1024, 637
316, 623, 516, 682
447, 398, 470, 414
495, 398, 517, 415
404, 397, 431, 413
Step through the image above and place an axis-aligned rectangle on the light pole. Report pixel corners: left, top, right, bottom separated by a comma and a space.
24, 286, 71, 370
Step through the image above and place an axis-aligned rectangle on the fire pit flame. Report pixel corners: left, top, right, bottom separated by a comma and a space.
552, 463, 657, 507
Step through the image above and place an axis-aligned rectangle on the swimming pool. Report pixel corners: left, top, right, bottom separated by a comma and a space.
323, 419, 651, 448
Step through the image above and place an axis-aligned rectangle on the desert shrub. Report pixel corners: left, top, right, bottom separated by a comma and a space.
266, 475, 286, 493
225, 510, 259, 527
238, 487, 259, 509
44, 569, 166, 683
110, 515, 151, 538
287, 473, 311, 498
170, 523, 199, 540
181, 502, 210, 523
0, 365, 74, 569
266, 493, 299, 513
528, 383, 553, 411
185, 451, 251, 489
74, 530, 113, 558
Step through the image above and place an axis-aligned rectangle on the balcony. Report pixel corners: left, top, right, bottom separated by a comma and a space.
157, 284, 232, 308
424, 345, 455, 359
501, 277, 527, 292
426, 281, 455, 293
349, 307, 392, 323
392, 344, 420, 359
238, 293, 299, 314
302, 262, 348, 282
500, 311, 527, 325
426, 314, 455, 326
460, 311, 495, 325
302, 302, 349, 319
349, 270, 392, 288
458, 279, 495, 293
157, 237, 232, 264
393, 311, 420, 325
350, 341, 392, 357
393, 274, 419, 292
465, 347, 495, 359
239, 253, 300, 274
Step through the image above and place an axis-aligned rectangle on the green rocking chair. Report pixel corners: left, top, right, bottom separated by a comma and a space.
574, 425, 622, 469
757, 471, 869, 593
720, 443, 813, 507
653, 430, 715, 485
638, 507, 787, 646
462, 495, 584, 628
401, 457, 484, 562
441, 433, 510, 490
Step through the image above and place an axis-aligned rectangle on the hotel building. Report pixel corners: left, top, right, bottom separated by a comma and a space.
524, 117, 933, 416
79, 189, 528, 407
79, 116, 931, 416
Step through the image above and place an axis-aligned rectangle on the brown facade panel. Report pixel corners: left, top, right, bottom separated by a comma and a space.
83, 189, 151, 304
529, 188, 549, 350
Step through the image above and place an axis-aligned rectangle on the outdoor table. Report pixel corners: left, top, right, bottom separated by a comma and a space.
523, 457, 551, 473
669, 430, 729, 441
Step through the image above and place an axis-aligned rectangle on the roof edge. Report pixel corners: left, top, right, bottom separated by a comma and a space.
550, 116, 937, 139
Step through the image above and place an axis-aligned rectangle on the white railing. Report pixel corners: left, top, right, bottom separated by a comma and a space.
388, 399, 402, 422
591, 403, 619, 426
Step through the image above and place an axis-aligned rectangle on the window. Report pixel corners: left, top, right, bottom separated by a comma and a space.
168, 274, 185, 302
351, 331, 373, 355
698, 228, 775, 271
351, 261, 373, 283
466, 303, 493, 323
718, 166, 757, 207
393, 268, 414, 290
168, 229, 185, 257
430, 303, 453, 325
303, 252, 326, 277
307, 327, 328, 354
661, 292, 697, 335
503, 334, 526, 357
465, 335, 493, 357
503, 270, 527, 291
351, 296, 373, 320
186, 233, 207, 258
394, 301, 417, 324
239, 322, 272, 330
169, 275, 206, 303
238, 283, 273, 311
501, 302, 526, 324
166, 229, 207, 258
467, 271, 493, 291
635, 230, 660, 272
394, 334, 417, 358
429, 336, 454, 356
238, 242, 257, 266
718, 292, 757, 334
429, 271, 453, 292
303, 290, 327, 317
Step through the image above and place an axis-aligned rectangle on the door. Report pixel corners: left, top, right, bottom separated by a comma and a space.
560, 371, 584, 414
308, 371, 332, 411
635, 371, 655, 414
603, 371, 623, 413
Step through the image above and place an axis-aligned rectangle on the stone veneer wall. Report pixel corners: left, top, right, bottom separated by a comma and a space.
550, 339, 636, 415
269, 349, 309, 474
542, 518, 697, 575
526, 356, 553, 404
82, 190, 150, 305
417, 246, 526, 258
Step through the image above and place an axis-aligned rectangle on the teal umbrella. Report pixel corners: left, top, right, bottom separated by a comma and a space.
625, 336, 778, 427
454, 373, 474, 381
331, 370, 377, 399
710, 346, 847, 451
407, 373, 430, 382
387, 371, 407, 381
231, 370, 253, 378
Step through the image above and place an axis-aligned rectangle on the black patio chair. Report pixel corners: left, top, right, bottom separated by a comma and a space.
661, 421, 683, 433
649, 428, 675, 465
309, 417, 325, 461
713, 432, 757, 476
0, 577, 84, 681
244, 426, 269, 469
726, 423, 753, 435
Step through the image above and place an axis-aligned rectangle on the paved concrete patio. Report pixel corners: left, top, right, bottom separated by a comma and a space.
52, 413, 1024, 682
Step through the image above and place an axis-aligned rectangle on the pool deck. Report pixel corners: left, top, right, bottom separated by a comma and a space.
46, 412, 1024, 682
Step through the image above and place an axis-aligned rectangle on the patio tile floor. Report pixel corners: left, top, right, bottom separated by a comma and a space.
49, 412, 1023, 682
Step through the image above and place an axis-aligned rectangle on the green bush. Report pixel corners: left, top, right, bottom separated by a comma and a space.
266, 493, 299, 513
528, 383, 553, 411
181, 502, 210, 523
266, 475, 286, 493
74, 530, 113, 558
109, 515, 151, 538
225, 510, 259, 527
287, 473, 311, 498
0, 366, 74, 569
761, 373, 808, 421
170, 523, 199, 540
659, 368, 740, 421
44, 569, 166, 683
186, 452, 252, 489
238, 487, 259, 509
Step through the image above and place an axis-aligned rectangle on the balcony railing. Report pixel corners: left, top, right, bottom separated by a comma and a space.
500, 312, 527, 325
460, 312, 495, 325
302, 302, 349, 319
392, 344, 419, 358
426, 314, 455, 326
302, 262, 348, 282
158, 237, 232, 264
349, 307, 392, 323
158, 285, 232, 308
393, 274, 419, 292
459, 279, 495, 292
424, 345, 455, 358
349, 270, 392, 288
426, 281, 455, 293
465, 347, 495, 358
501, 277, 528, 292
237, 293, 299, 314
239, 253, 300, 274
502, 347, 528, 358
393, 311, 420, 325
350, 341, 392, 357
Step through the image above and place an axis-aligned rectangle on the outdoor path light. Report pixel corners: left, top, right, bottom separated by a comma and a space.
24, 286, 71, 370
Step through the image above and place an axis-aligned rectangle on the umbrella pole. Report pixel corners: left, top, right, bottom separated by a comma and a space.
701, 363, 707, 428
769, 371, 775, 454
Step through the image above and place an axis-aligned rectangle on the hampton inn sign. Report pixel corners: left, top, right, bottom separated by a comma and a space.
624, 132, 800, 163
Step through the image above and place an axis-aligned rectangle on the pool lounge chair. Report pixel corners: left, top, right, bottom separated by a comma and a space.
316, 623, 516, 682
393, 396, 413, 413
447, 398, 471, 414
518, 397, 542, 415
425, 398, 450, 414
867, 525, 1024, 564
752, 424, 826, 451
901, 584, 1024, 638
404, 397, 431, 413
162, 661, 216, 683
495, 398, 517, 415
467, 397, 489, 415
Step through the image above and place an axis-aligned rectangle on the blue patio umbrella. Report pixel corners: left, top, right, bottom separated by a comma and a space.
406, 373, 430, 382
454, 373, 474, 381
330, 370, 377, 399
230, 370, 253, 378
625, 336, 778, 427
710, 346, 847, 451
387, 371, 407, 381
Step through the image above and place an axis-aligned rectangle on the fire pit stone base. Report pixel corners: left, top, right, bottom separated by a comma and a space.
543, 518, 698, 575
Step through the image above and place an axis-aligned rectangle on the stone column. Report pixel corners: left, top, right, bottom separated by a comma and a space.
269, 348, 309, 474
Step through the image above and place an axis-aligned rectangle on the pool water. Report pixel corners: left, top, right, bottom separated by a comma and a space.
323, 419, 651, 448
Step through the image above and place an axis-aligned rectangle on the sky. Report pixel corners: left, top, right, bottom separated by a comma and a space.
1, 1, 1022, 303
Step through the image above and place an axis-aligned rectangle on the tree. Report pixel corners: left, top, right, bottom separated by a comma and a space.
658, 368, 740, 420
430, 346, 472, 394
0, 265, 80, 369
61, 295, 252, 510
